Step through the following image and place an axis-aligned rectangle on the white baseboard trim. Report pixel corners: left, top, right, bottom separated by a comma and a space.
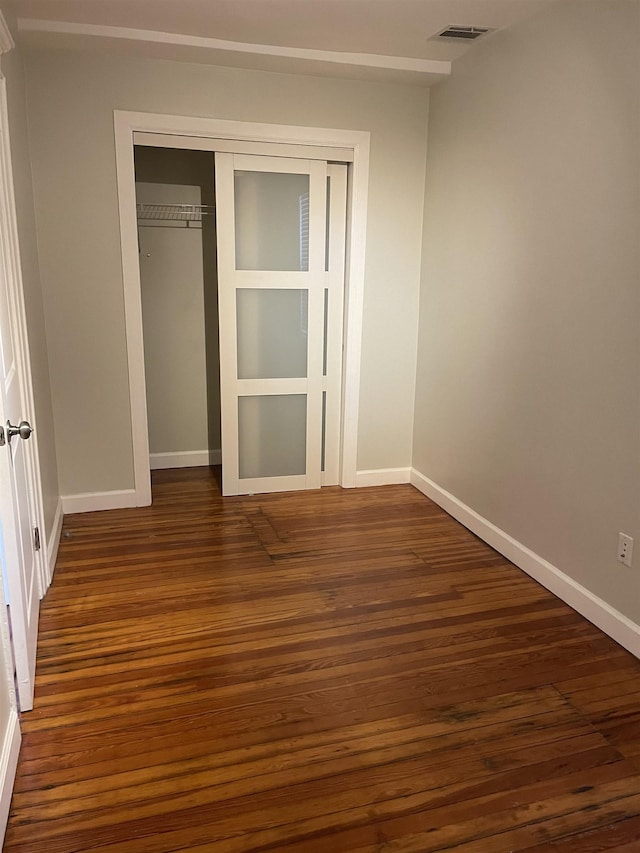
410, 468, 640, 660
150, 449, 222, 470
46, 498, 63, 583
0, 708, 20, 846
355, 467, 412, 487
61, 489, 138, 514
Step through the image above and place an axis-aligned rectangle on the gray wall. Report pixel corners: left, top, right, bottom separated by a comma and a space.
414, 0, 640, 622
23, 48, 429, 496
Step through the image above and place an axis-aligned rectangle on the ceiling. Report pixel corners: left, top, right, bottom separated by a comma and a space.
12, 0, 558, 85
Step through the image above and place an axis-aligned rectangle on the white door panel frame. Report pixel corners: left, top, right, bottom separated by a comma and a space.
323, 164, 348, 486
0, 84, 47, 600
0, 5, 51, 732
0, 12, 46, 838
114, 111, 370, 505
215, 152, 332, 496
133, 131, 354, 163
0, 61, 47, 716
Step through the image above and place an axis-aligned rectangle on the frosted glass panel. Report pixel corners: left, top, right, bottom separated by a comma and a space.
237, 289, 308, 379
325, 176, 331, 272
321, 391, 326, 473
239, 395, 307, 479
234, 171, 310, 271
322, 288, 329, 376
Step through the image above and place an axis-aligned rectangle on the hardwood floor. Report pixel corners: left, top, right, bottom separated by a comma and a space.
5, 467, 640, 851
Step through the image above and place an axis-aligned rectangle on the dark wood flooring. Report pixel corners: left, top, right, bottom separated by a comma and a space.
5, 467, 640, 851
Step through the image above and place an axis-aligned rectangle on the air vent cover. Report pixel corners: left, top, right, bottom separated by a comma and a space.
434, 26, 492, 41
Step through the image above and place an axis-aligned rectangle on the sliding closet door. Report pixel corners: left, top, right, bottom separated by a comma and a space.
215, 153, 344, 496
322, 164, 347, 486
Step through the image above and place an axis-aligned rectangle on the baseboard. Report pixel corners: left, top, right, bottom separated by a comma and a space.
410, 468, 640, 659
46, 498, 63, 585
150, 449, 222, 470
61, 489, 138, 514
0, 708, 20, 846
355, 467, 411, 487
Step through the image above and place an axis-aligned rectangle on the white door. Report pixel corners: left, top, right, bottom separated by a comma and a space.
0, 88, 40, 712
215, 153, 346, 496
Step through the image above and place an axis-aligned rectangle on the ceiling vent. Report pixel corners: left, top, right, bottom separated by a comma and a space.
433, 26, 493, 41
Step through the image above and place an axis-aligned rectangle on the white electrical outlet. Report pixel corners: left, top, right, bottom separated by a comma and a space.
618, 532, 634, 568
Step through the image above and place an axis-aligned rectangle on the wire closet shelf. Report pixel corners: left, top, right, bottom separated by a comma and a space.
136, 202, 215, 227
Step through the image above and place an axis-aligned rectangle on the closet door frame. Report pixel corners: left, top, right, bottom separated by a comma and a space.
114, 111, 370, 506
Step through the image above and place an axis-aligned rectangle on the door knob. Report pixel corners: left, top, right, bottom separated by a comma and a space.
6, 420, 33, 444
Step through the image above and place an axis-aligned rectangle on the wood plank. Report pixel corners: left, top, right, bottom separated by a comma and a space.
5, 468, 640, 852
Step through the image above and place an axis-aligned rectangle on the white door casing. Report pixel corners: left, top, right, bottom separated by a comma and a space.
114, 112, 370, 506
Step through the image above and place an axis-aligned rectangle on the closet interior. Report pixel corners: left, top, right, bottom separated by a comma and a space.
134, 147, 221, 474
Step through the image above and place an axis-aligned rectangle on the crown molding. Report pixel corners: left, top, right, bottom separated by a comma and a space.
17, 18, 451, 84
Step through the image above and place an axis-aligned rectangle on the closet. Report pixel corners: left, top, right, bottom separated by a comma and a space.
133, 143, 348, 496
134, 147, 221, 474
